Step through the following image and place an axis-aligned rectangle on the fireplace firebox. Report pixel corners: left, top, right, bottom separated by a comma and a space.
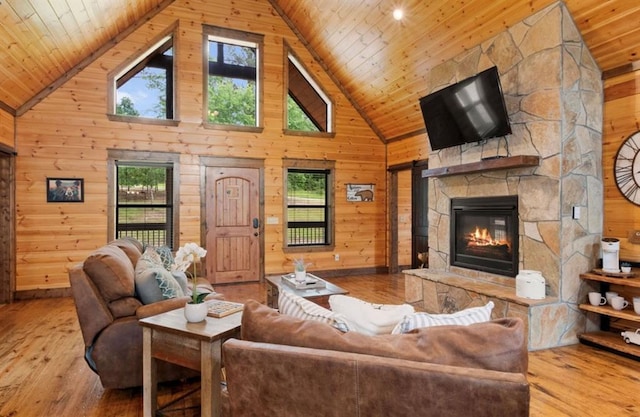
450, 196, 519, 277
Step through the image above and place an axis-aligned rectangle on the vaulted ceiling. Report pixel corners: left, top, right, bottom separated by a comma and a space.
1, 0, 639, 142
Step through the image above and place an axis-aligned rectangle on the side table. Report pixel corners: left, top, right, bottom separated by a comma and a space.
139, 306, 242, 417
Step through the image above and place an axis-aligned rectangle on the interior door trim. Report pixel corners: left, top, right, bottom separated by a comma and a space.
387, 159, 428, 273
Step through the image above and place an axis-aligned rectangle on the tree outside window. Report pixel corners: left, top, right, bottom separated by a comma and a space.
284, 159, 335, 250
286, 52, 332, 133
112, 35, 174, 120
287, 96, 319, 132
204, 26, 263, 128
116, 164, 174, 248
108, 150, 180, 250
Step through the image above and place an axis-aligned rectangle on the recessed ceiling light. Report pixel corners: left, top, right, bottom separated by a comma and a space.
393, 8, 404, 21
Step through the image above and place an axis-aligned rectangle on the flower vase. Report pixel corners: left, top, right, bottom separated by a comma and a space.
184, 302, 208, 322
294, 269, 306, 283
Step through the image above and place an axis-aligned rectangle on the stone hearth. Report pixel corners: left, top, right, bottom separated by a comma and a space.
407, 2, 603, 350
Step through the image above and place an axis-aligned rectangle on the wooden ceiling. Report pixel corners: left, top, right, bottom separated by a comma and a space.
1, 0, 640, 142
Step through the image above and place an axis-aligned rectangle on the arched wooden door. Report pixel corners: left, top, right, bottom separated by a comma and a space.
204, 165, 262, 284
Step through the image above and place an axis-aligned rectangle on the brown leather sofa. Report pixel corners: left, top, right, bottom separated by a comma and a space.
222, 301, 530, 417
69, 238, 217, 389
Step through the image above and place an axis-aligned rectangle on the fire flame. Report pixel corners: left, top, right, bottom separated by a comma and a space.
467, 226, 507, 247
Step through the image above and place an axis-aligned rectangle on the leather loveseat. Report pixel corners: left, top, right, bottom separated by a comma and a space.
69, 238, 218, 389
221, 301, 530, 417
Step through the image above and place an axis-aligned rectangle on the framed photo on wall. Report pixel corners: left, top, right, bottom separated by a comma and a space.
47, 178, 84, 202
346, 183, 375, 202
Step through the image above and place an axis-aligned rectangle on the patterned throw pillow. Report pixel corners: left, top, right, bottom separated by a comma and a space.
134, 247, 184, 303
278, 290, 350, 332
155, 268, 184, 299
329, 294, 415, 335
391, 301, 494, 334
153, 245, 174, 271
136, 246, 164, 270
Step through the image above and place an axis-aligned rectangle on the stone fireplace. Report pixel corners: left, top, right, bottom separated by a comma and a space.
450, 196, 518, 277
404, 2, 603, 350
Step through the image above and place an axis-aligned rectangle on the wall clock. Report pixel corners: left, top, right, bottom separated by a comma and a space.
614, 131, 640, 206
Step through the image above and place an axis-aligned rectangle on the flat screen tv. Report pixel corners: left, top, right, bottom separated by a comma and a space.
419, 66, 512, 151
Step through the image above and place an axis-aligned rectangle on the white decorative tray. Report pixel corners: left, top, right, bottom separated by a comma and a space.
281, 273, 326, 289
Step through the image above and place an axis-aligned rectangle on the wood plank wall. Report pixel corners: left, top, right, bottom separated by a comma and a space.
396, 169, 412, 266
13, 0, 386, 292
603, 70, 640, 261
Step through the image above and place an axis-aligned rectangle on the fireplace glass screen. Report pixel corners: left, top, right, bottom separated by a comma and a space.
450, 196, 518, 276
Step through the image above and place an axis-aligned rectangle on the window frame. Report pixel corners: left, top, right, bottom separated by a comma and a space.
284, 44, 335, 138
107, 150, 180, 249
202, 25, 264, 132
283, 159, 335, 253
107, 25, 179, 126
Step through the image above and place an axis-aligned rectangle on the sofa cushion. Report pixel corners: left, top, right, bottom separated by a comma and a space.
135, 247, 184, 303
136, 246, 164, 269
329, 294, 414, 335
154, 245, 174, 271
83, 245, 135, 302
391, 301, 494, 334
135, 267, 163, 304
241, 300, 527, 374
172, 271, 189, 296
109, 238, 143, 266
155, 268, 184, 299
278, 290, 350, 332
108, 296, 143, 319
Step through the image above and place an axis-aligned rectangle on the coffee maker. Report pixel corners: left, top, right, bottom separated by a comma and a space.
601, 238, 620, 273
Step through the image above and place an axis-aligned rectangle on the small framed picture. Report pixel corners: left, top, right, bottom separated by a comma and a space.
346, 183, 375, 202
47, 178, 84, 202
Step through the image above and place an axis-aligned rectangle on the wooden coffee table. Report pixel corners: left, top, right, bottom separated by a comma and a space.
139, 306, 242, 417
265, 274, 348, 309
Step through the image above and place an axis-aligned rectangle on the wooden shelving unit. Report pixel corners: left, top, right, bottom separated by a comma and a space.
420, 155, 540, 179
579, 271, 640, 359
579, 331, 640, 357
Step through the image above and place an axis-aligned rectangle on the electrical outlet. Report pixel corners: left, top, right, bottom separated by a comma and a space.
334, 254, 340, 261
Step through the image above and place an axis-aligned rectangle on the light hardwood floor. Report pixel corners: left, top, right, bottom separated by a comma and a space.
1, 273, 638, 416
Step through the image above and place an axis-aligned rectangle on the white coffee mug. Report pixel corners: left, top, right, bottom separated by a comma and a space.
588, 292, 606, 306
633, 297, 640, 315
606, 291, 618, 305
611, 296, 629, 311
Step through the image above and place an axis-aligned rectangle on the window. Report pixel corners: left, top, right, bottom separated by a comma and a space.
204, 26, 263, 129
109, 33, 176, 121
108, 151, 179, 249
284, 159, 335, 249
286, 50, 333, 134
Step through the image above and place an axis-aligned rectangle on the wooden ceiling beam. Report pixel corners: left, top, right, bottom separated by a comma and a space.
602, 60, 640, 81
